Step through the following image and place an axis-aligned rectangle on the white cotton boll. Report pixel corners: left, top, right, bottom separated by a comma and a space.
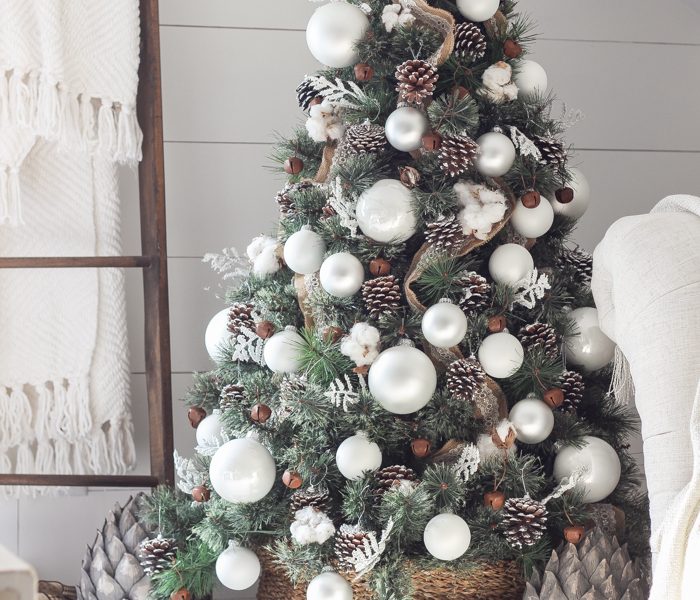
340, 322, 381, 366
306, 100, 345, 143
455, 181, 508, 240
246, 235, 276, 261
351, 322, 380, 347
290, 507, 336, 545
252, 245, 281, 276
481, 62, 518, 104
477, 419, 516, 460
398, 12, 416, 27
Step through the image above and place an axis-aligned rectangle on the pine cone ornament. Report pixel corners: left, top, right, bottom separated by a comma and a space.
137, 535, 177, 577
219, 383, 246, 411
227, 302, 255, 337
335, 524, 370, 569
395, 59, 438, 105
518, 322, 560, 358
362, 275, 402, 318
296, 77, 318, 112
425, 215, 467, 253
454, 22, 487, 62
344, 122, 387, 155
447, 357, 486, 401
557, 370, 585, 411
438, 134, 479, 177
290, 487, 331, 514
275, 181, 314, 218
375, 465, 417, 492
533, 135, 567, 166
502, 496, 549, 549
458, 271, 491, 315
559, 247, 593, 286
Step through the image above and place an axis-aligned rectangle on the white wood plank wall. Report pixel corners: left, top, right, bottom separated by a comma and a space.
1, 2, 698, 595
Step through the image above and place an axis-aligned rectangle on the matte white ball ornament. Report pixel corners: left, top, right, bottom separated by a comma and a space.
421, 300, 468, 349
320, 252, 365, 298
423, 513, 472, 561
284, 228, 326, 275
514, 60, 548, 100
263, 327, 305, 374
205, 308, 231, 361
488, 243, 534, 286
456, 0, 500, 22
553, 435, 621, 503
511, 196, 554, 238
356, 179, 417, 243
385, 106, 429, 152
216, 541, 261, 591
475, 132, 516, 177
195, 411, 223, 446
550, 168, 591, 220
478, 332, 524, 378
336, 432, 382, 480
209, 438, 276, 503
306, 571, 353, 600
368, 345, 437, 414
565, 307, 615, 371
509, 395, 554, 444
306, 2, 369, 68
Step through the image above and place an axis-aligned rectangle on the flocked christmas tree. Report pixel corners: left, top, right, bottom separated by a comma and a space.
139, 1, 650, 599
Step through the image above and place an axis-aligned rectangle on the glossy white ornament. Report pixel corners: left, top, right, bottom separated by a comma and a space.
368, 345, 437, 414
514, 60, 548, 100
550, 168, 591, 220
356, 179, 417, 243
488, 243, 534, 286
478, 332, 524, 379
553, 436, 621, 503
509, 396, 554, 444
456, 0, 499, 22
424, 513, 472, 561
421, 301, 468, 349
263, 327, 305, 374
196, 411, 223, 446
306, 2, 369, 68
306, 571, 353, 600
209, 438, 276, 503
284, 228, 326, 275
216, 541, 261, 591
385, 106, 429, 152
336, 432, 382, 480
205, 308, 231, 361
565, 307, 615, 371
511, 197, 554, 238
475, 132, 516, 177
320, 252, 365, 298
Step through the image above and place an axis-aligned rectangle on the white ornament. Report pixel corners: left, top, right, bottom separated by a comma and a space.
209, 438, 276, 503
196, 411, 223, 446
306, 2, 369, 68
320, 252, 365, 298
421, 300, 468, 349
336, 432, 382, 480
284, 228, 326, 275
509, 395, 555, 444
514, 60, 548, 100
565, 307, 615, 371
345, 518, 394, 577
454, 443, 481, 482
550, 168, 591, 220
385, 106, 429, 152
424, 513, 472, 561
306, 572, 353, 600
488, 243, 534, 286
512, 268, 551, 310
325, 373, 366, 413
476, 132, 517, 177
456, 0, 499, 22
246, 235, 281, 277
340, 322, 381, 367
205, 308, 231, 361
553, 436, 621, 503
290, 507, 336, 545
368, 345, 437, 414
216, 541, 261, 591
454, 181, 508, 240
356, 179, 417, 243
511, 197, 554, 238
478, 332, 524, 378
264, 327, 305, 374
481, 62, 518, 103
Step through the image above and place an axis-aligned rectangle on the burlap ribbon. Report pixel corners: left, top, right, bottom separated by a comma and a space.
403, 0, 456, 66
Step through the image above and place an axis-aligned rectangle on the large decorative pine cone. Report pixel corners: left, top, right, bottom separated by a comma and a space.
335, 524, 370, 569
227, 302, 255, 337
533, 135, 567, 166
518, 322, 560, 358
557, 370, 585, 411
276, 181, 315, 218
425, 215, 467, 253
375, 465, 417, 492
559, 247, 593, 286
502, 496, 549, 549
296, 77, 317, 112
137, 535, 177, 577
362, 275, 402, 318
454, 22, 487, 61
458, 271, 492, 315
447, 357, 487, 401
344, 122, 387, 155
395, 59, 438, 105
290, 487, 331, 514
438, 134, 479, 177
220, 383, 246, 411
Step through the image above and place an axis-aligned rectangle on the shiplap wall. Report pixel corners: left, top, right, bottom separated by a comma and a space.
1, 1, 699, 594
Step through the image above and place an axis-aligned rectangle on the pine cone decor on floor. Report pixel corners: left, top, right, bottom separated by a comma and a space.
518, 322, 560, 358
344, 122, 387, 155
296, 77, 318, 112
447, 357, 487, 401
438, 134, 479, 177
227, 302, 255, 337
454, 23, 487, 62
219, 383, 246, 411
395, 59, 438, 105
425, 215, 468, 253
362, 275, 402, 318
290, 486, 331, 514
559, 247, 593, 286
375, 465, 417, 492
557, 370, 585, 411
502, 496, 549, 549
334, 524, 371, 569
458, 271, 492, 315
137, 535, 178, 577
533, 135, 567, 166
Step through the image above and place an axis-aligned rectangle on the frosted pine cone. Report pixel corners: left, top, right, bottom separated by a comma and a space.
438, 134, 479, 177
375, 465, 417, 492
559, 248, 593, 286
344, 122, 387, 155
296, 77, 318, 112
425, 215, 468, 253
454, 23, 487, 62
447, 357, 486, 401
335, 524, 370, 569
502, 496, 549, 549
458, 271, 491, 315
557, 370, 585, 411
290, 487, 331, 514
395, 59, 438, 105
219, 383, 246, 411
533, 135, 567, 166
518, 322, 560, 358
228, 302, 255, 337
275, 181, 314, 218
137, 535, 177, 576
362, 275, 402, 318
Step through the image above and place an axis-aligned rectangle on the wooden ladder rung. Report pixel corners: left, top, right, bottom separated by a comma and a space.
0, 474, 159, 487
0, 256, 154, 269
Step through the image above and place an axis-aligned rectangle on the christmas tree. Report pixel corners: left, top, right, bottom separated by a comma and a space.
140, 1, 649, 598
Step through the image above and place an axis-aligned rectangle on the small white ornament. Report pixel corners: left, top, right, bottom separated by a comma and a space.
476, 132, 517, 177
196, 411, 224, 446
553, 436, 621, 503
264, 327, 305, 374
478, 331, 524, 378
565, 307, 615, 371
284, 228, 326, 275
209, 438, 276, 503
550, 168, 591, 220
205, 308, 231, 361
336, 431, 382, 480
306, 2, 369, 68
320, 252, 365, 298
368, 345, 437, 414
509, 395, 554, 444
488, 243, 534, 286
306, 571, 353, 600
424, 513, 472, 561
511, 196, 554, 239
514, 60, 548, 100
481, 62, 518, 103
356, 179, 417, 243
216, 541, 261, 591
454, 181, 508, 240
385, 106, 429, 152
456, 0, 499, 22
421, 300, 468, 349
290, 507, 336, 545
340, 322, 381, 367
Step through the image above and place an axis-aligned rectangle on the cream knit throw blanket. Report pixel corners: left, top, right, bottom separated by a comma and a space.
0, 0, 141, 496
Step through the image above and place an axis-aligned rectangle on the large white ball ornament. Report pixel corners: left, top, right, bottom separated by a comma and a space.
336, 432, 382, 480
205, 308, 231, 361
216, 541, 261, 591
565, 307, 615, 371
263, 327, 305, 373
488, 243, 534, 286
511, 197, 554, 239
553, 436, 621, 503
284, 228, 326, 275
456, 0, 500, 22
421, 300, 468, 349
514, 60, 548, 100
356, 179, 417, 243
368, 345, 437, 414
306, 2, 369, 68
320, 252, 365, 298
550, 168, 591, 220
475, 132, 516, 177
306, 572, 353, 600
478, 332, 524, 378
209, 438, 276, 503
196, 411, 223, 446
509, 396, 554, 444
385, 106, 429, 152
424, 513, 472, 561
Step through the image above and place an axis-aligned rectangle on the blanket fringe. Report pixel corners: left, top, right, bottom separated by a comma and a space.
609, 346, 635, 404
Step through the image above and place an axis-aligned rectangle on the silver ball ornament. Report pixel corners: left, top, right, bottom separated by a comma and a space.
424, 513, 472, 561
209, 438, 276, 503
385, 106, 429, 152
478, 331, 524, 378
306, 572, 353, 600
509, 395, 554, 444
475, 132, 516, 177
455, 0, 500, 22
284, 228, 326, 275
550, 168, 591, 219
356, 179, 417, 243
320, 252, 365, 298
306, 2, 369, 68
204, 308, 231, 361
336, 432, 382, 480
216, 541, 261, 591
511, 196, 554, 238
421, 300, 468, 349
264, 327, 305, 373
488, 243, 534, 286
514, 60, 548, 100
565, 307, 615, 371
